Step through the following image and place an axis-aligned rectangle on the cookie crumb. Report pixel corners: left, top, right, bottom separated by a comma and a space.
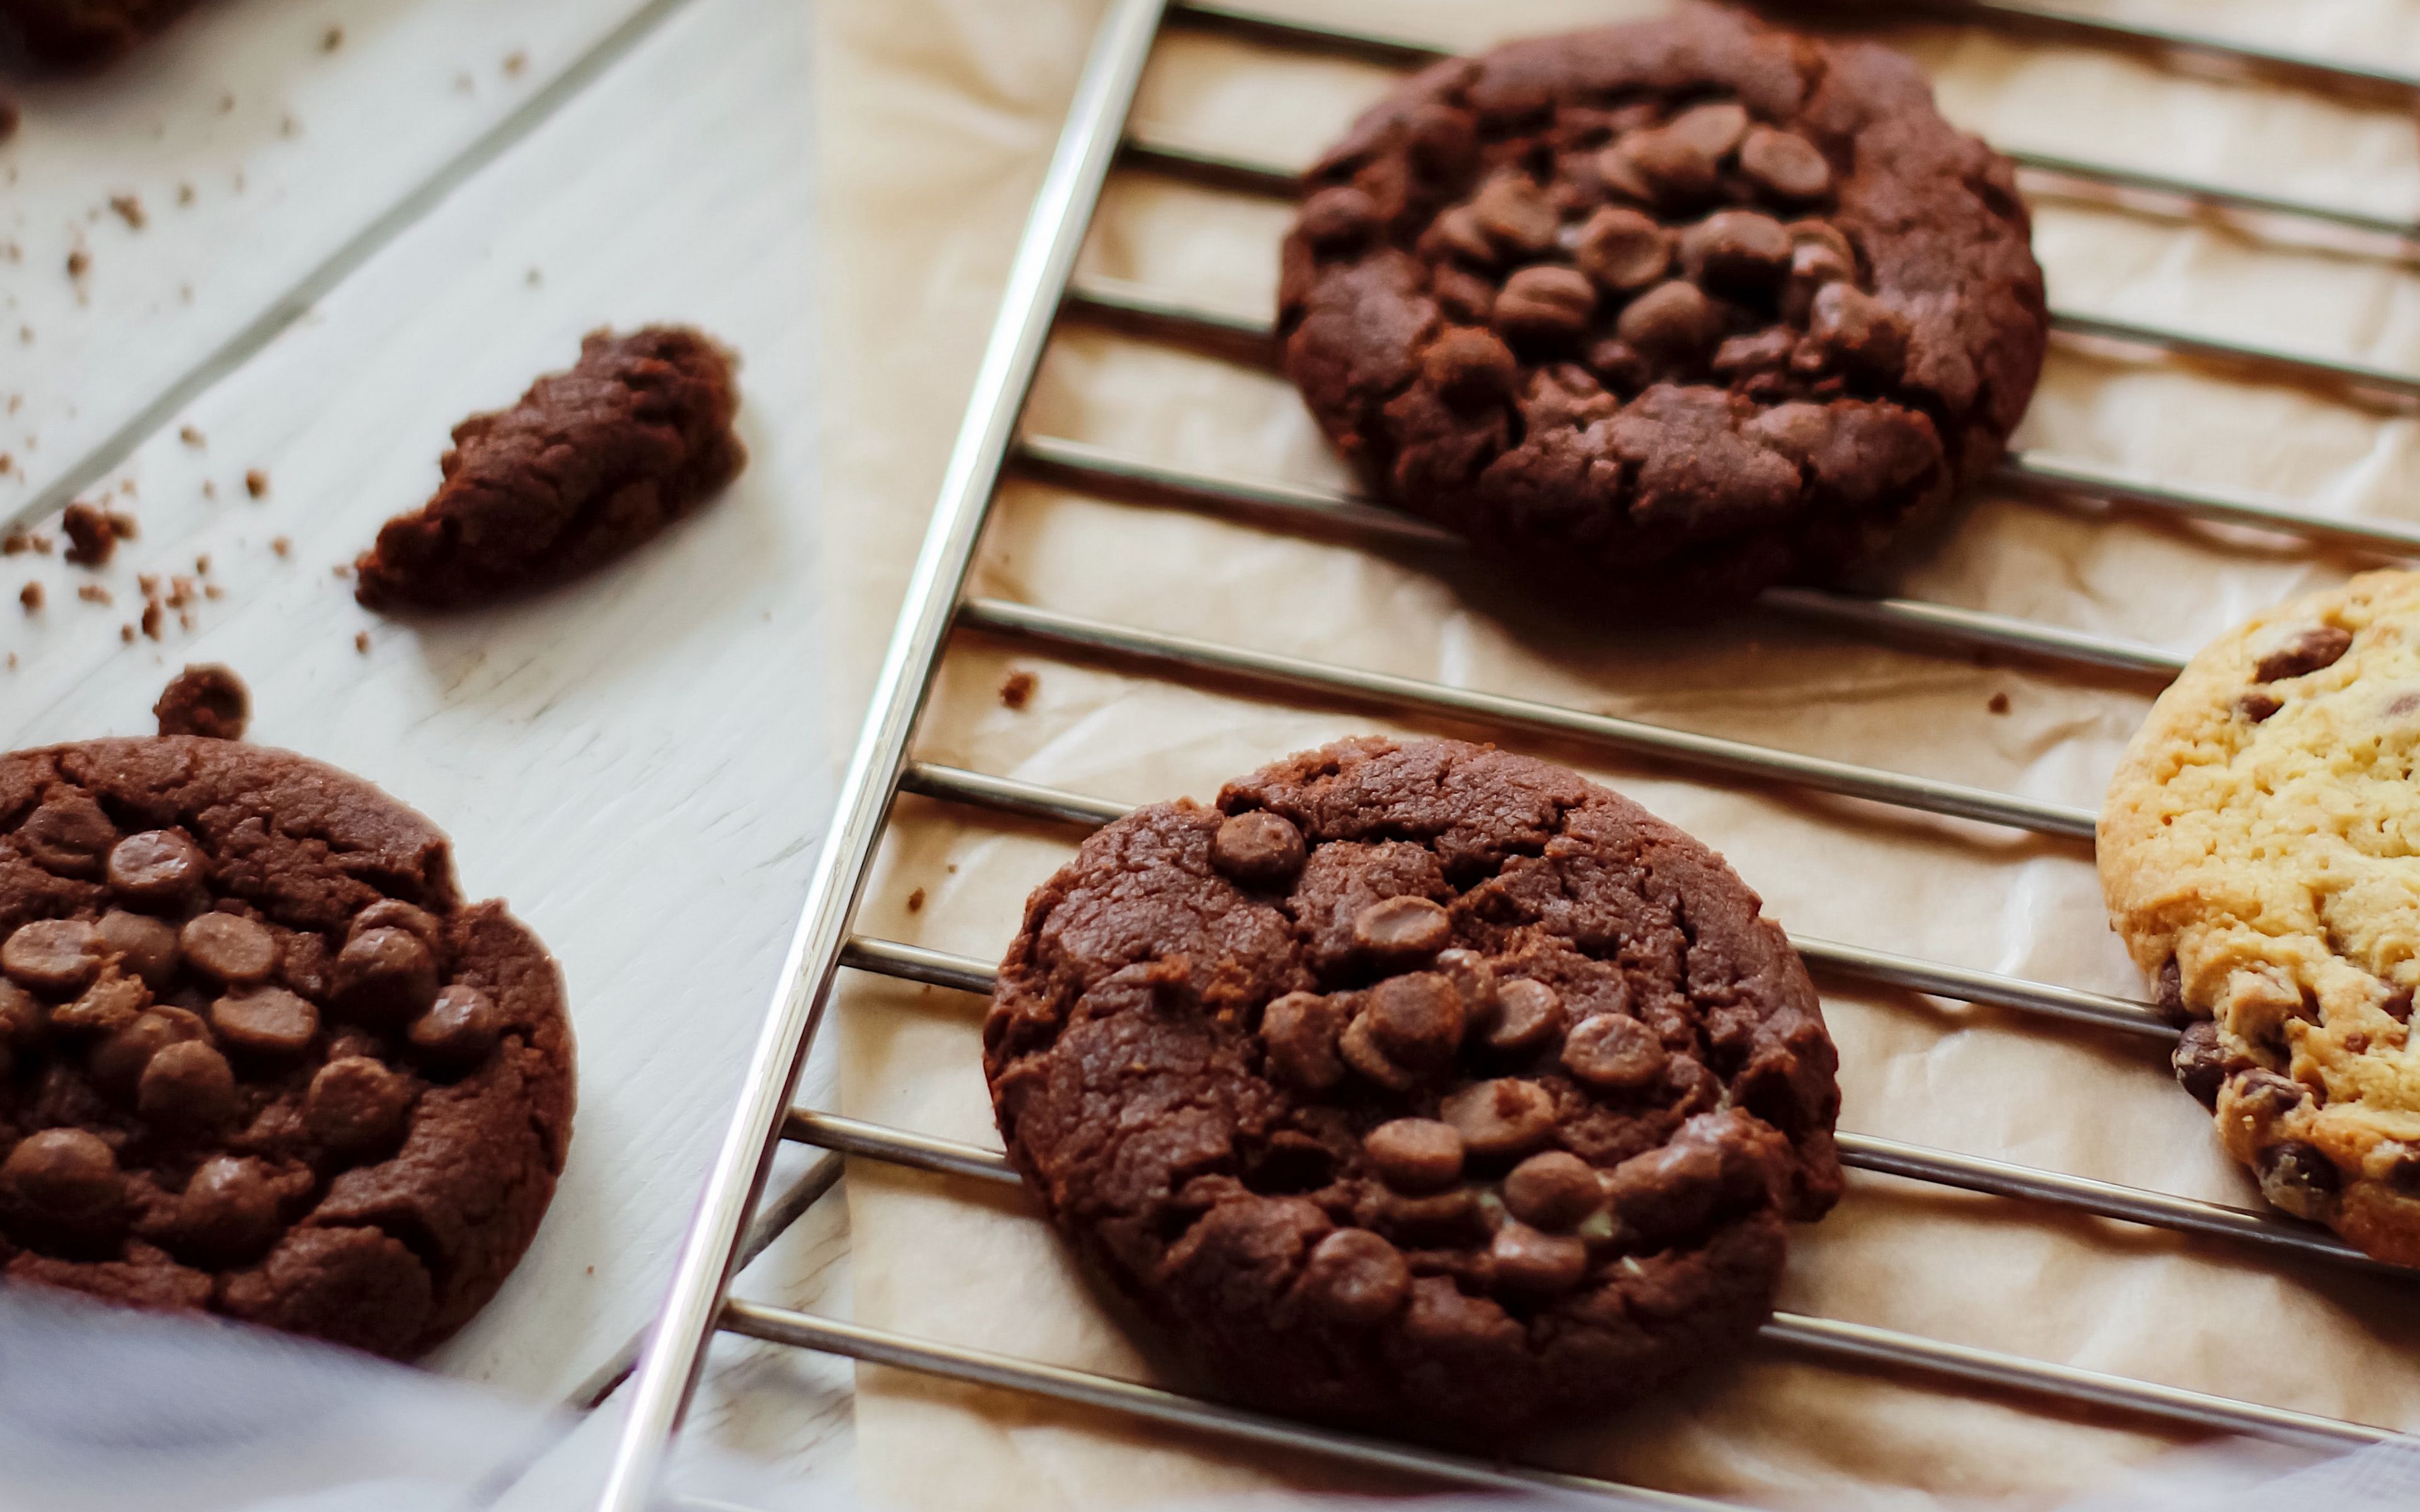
244, 469, 268, 498
1, 530, 28, 555
77, 584, 110, 605
177, 182, 195, 206
180, 425, 205, 447
503, 49, 528, 76
61, 502, 119, 566
139, 602, 161, 639
118, 623, 134, 642
202, 480, 218, 500
998, 670, 1037, 709
321, 25, 343, 51
156, 664, 250, 739
108, 195, 145, 231
906, 888, 926, 913
271, 536, 291, 557
195, 553, 210, 573
1986, 692, 2010, 715
353, 631, 371, 653
18, 581, 40, 612
66, 249, 89, 278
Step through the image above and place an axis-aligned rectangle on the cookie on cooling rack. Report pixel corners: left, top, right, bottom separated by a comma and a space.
1277, 4, 2045, 614
984, 736, 1841, 1434
0, 737, 574, 1354
2102, 571, 2420, 1268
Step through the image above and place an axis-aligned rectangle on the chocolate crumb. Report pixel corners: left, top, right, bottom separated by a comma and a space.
503, 50, 527, 76
66, 250, 89, 278
202, 481, 217, 500
353, 631, 370, 653
118, 624, 132, 642
1, 531, 27, 555
155, 664, 250, 740
321, 25, 343, 51
195, 554, 210, 573
999, 670, 1036, 709
139, 602, 161, 639
906, 888, 926, 913
244, 469, 268, 498
1987, 692, 2010, 715
18, 582, 40, 612
77, 584, 110, 605
180, 425, 205, 447
63, 502, 119, 566
108, 195, 145, 231
271, 536, 291, 557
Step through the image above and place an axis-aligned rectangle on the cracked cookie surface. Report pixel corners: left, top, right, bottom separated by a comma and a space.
2102, 570, 2420, 1268
984, 736, 1840, 1434
0, 737, 573, 1354
1277, 4, 2045, 614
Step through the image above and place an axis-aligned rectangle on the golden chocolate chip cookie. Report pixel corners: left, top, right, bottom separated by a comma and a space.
2101, 570, 2420, 1266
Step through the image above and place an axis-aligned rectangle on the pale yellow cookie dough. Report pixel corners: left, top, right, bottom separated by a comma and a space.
2101, 569, 2420, 1267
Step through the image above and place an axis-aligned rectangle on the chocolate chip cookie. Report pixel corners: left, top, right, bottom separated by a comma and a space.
0, 737, 574, 1354
353, 326, 744, 610
984, 736, 1841, 1434
1277, 5, 2046, 614
2102, 571, 2420, 1269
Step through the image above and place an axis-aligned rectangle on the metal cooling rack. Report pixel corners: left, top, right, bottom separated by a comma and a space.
596, 4, 2420, 1505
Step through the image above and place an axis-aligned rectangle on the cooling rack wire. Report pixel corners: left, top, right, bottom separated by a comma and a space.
597, 3, 2420, 1506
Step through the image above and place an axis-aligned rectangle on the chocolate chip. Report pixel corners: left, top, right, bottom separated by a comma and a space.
1492, 265, 1596, 345
212, 985, 320, 1057
408, 984, 499, 1067
1262, 991, 1349, 1091
1503, 1150, 1603, 1230
1439, 1078, 1557, 1159
1363, 1117, 1465, 1192
3, 1128, 121, 1217
1668, 101, 1749, 161
180, 912, 279, 987
17, 791, 118, 879
1609, 124, 1719, 207
2385, 986, 2416, 1024
1561, 1014, 1666, 1091
1301, 1227, 1410, 1326
1339, 1012, 1420, 1092
1366, 972, 1466, 1068
1468, 175, 1559, 256
1680, 210, 1790, 290
2231, 1068, 2310, 1121
1431, 265, 1497, 323
1571, 207, 1670, 292
1299, 185, 1380, 252
1422, 326, 1520, 406
2388, 1150, 2420, 1198
175, 1155, 280, 1264
0, 982, 40, 1046
51, 973, 148, 1036
1615, 280, 1720, 364
1800, 283, 1908, 379
1782, 240, 1857, 326
2254, 626, 2353, 682
3, 919, 107, 994
1788, 219, 1855, 267
2255, 1140, 2339, 1218
2237, 692, 2283, 723
139, 1040, 237, 1128
2153, 958, 2191, 1026
1405, 104, 1477, 181
1737, 126, 1831, 201
1489, 1222, 1589, 1294
89, 1004, 204, 1091
305, 1056, 414, 1157
1211, 811, 1306, 888
97, 910, 180, 990
350, 898, 446, 956
2171, 1021, 2230, 1108
106, 830, 209, 908
1352, 895, 1451, 966
1713, 328, 1795, 379
1424, 205, 1498, 267
1484, 978, 1567, 1054
331, 927, 438, 1025
1433, 949, 1497, 1017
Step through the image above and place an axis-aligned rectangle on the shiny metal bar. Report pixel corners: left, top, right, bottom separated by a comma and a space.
1069, 226, 2420, 411
1013, 434, 2187, 679
720, 1300, 1726, 1508
1158, 3, 2420, 216
770, 1113, 2402, 1443
955, 597, 2102, 839
783, 1098, 2394, 1281
591, 4, 1174, 1506
1999, 452, 2420, 559
892, 762, 2148, 1026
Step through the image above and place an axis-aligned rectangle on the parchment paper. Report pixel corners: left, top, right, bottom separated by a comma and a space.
811, 2, 2420, 1505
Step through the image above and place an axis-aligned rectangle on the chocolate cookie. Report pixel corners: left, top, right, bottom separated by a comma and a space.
0, 737, 573, 1356
153, 664, 248, 742
353, 326, 744, 610
1, 0, 197, 68
984, 737, 1841, 1434
2102, 571, 2420, 1268
1277, 5, 2045, 614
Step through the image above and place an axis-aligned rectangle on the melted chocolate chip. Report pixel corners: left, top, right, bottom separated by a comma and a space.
1301, 1228, 1410, 1326
1363, 1118, 1465, 1193
2254, 626, 2353, 682
1211, 811, 1306, 888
